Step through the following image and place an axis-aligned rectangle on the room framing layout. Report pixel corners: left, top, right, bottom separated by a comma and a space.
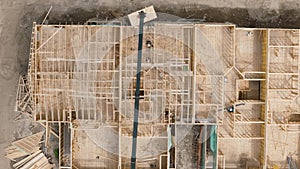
12, 20, 300, 169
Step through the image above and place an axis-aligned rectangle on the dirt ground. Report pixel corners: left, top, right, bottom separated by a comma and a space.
0, 0, 300, 168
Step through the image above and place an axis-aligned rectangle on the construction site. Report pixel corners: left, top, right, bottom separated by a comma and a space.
5, 5, 300, 169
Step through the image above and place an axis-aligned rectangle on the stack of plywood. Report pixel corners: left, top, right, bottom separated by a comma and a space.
5, 131, 54, 169
12, 150, 53, 169
5, 132, 44, 161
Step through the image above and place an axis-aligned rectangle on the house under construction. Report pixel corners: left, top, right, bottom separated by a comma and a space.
11, 7, 300, 169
